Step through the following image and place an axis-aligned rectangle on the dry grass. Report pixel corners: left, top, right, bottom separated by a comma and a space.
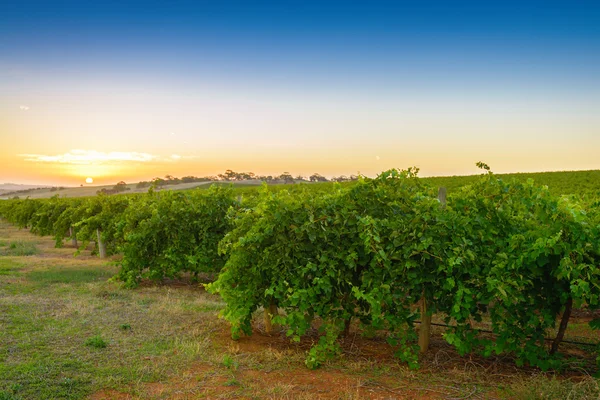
0, 219, 598, 400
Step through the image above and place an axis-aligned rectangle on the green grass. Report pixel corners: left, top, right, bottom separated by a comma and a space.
0, 219, 599, 399
505, 374, 600, 399
119, 323, 131, 331
180, 300, 224, 313
0, 259, 23, 276
0, 390, 21, 400
0, 223, 229, 399
0, 241, 38, 256
84, 335, 107, 349
222, 354, 239, 371
0, 272, 224, 399
27, 268, 113, 286
422, 169, 600, 196
140, 338, 172, 356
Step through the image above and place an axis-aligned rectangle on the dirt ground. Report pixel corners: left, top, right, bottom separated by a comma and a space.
1, 220, 599, 400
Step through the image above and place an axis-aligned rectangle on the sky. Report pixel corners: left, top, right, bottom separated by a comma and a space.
1, 0, 599, 185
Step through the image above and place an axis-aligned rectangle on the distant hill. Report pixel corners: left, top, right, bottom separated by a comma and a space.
0, 181, 219, 199
0, 183, 51, 192
0, 183, 53, 196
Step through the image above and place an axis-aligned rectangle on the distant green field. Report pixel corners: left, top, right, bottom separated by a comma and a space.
220, 169, 600, 198
422, 170, 600, 196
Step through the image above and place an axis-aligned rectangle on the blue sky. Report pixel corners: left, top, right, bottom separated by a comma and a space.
1, 0, 599, 184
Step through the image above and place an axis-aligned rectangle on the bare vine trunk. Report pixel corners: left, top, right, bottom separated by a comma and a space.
550, 297, 573, 355
343, 318, 352, 338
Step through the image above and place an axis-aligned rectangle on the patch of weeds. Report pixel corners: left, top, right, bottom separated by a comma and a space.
0, 240, 7, 247
181, 301, 224, 313
119, 323, 131, 331
0, 259, 23, 276
224, 378, 240, 387
0, 391, 21, 400
8, 385, 21, 394
97, 290, 130, 301
85, 335, 107, 349
61, 360, 85, 370
506, 374, 600, 399
140, 339, 172, 356
361, 363, 393, 377
222, 354, 239, 371
28, 268, 112, 286
1, 241, 38, 256
137, 298, 154, 307
0, 360, 92, 400
56, 377, 89, 397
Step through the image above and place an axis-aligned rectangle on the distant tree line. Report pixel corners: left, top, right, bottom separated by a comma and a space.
2, 170, 360, 199
2, 186, 63, 198
133, 170, 359, 190
97, 181, 131, 195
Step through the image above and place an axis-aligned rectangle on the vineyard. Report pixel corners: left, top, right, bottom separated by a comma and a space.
1, 166, 600, 397
423, 169, 600, 197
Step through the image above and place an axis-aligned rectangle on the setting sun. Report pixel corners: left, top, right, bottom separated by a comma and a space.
85, 177, 93, 184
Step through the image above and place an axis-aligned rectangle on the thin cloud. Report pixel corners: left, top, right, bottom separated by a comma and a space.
163, 154, 201, 162
19, 105, 30, 111
20, 149, 158, 165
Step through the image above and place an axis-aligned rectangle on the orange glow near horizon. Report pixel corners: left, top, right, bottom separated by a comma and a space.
1, 85, 599, 186
2, 143, 600, 187
1, 2, 599, 187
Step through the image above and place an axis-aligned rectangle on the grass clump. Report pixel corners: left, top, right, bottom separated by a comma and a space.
1, 241, 38, 256
28, 268, 112, 286
506, 374, 600, 399
0, 259, 23, 276
0, 391, 21, 400
222, 354, 239, 371
84, 335, 107, 349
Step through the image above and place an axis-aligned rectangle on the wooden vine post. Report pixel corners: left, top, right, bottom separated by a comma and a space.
264, 301, 278, 335
69, 226, 78, 248
96, 228, 107, 259
418, 187, 446, 353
